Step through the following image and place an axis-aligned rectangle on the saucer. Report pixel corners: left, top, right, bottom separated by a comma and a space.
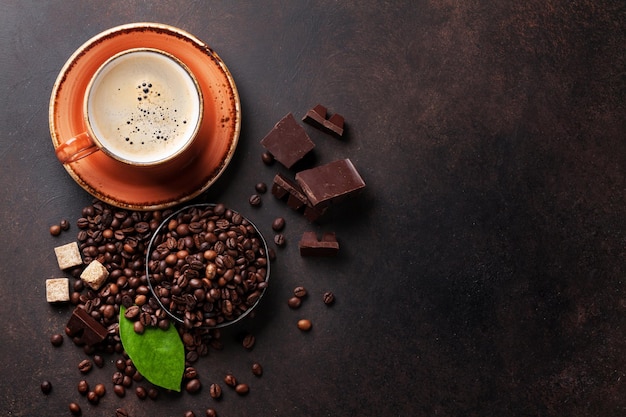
49, 23, 241, 210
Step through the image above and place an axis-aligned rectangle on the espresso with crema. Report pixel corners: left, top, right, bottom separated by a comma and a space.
87, 50, 202, 164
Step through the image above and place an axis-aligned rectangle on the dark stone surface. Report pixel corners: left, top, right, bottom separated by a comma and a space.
1, 1, 626, 416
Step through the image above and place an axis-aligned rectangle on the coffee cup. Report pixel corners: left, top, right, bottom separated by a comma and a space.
55, 48, 203, 166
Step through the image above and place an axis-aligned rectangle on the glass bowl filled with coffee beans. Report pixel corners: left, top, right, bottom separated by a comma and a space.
145, 203, 270, 329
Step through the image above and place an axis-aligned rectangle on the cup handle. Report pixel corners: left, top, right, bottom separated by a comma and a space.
55, 132, 98, 164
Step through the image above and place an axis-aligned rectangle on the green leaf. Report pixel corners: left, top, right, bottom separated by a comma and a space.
119, 306, 184, 391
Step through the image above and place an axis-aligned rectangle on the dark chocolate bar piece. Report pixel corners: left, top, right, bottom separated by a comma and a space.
271, 173, 310, 210
295, 159, 365, 208
299, 231, 339, 257
260, 113, 315, 169
302, 104, 345, 137
66, 307, 108, 346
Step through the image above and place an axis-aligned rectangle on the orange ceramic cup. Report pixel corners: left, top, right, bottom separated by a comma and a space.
55, 48, 203, 167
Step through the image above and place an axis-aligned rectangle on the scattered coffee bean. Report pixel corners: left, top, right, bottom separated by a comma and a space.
94, 383, 106, 397
78, 359, 92, 373
274, 233, 286, 246
206, 408, 218, 417
249, 194, 262, 207
69, 402, 81, 416
224, 373, 237, 387
271, 217, 285, 231
87, 390, 99, 404
242, 333, 255, 350
294, 286, 307, 298
209, 383, 222, 399
40, 380, 52, 394
235, 383, 249, 395
50, 333, 64, 347
323, 291, 335, 305
251, 362, 263, 377
297, 319, 312, 331
148, 387, 159, 400
288, 296, 302, 309
113, 384, 126, 397
115, 408, 130, 417
77, 380, 89, 395
185, 378, 202, 394
184, 411, 196, 417
60, 219, 70, 231
261, 150, 275, 165
184, 366, 198, 380
49, 224, 62, 236
255, 182, 268, 193
93, 354, 104, 368
136, 386, 147, 399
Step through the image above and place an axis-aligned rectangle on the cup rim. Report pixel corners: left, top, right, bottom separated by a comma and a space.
83, 47, 204, 167
145, 203, 271, 328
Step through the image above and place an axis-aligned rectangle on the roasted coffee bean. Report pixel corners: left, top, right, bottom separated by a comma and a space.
78, 359, 93, 373
115, 408, 130, 417
235, 383, 249, 395
50, 333, 64, 347
148, 387, 159, 400
294, 286, 307, 298
242, 333, 255, 349
184, 411, 196, 417
248, 194, 262, 207
94, 383, 106, 397
255, 182, 267, 194
93, 354, 104, 368
184, 366, 198, 380
271, 217, 285, 231
261, 151, 274, 165
69, 402, 81, 415
297, 319, 312, 331
288, 296, 301, 309
87, 391, 99, 404
77, 380, 89, 395
60, 219, 70, 231
112, 372, 125, 385
323, 291, 335, 305
49, 224, 61, 236
40, 380, 52, 394
251, 362, 263, 377
185, 378, 202, 394
113, 384, 126, 398
136, 386, 147, 400
270, 231, 285, 246
206, 408, 217, 417
209, 383, 222, 399
224, 374, 237, 387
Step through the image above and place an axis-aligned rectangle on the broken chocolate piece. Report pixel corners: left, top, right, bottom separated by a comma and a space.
260, 113, 315, 169
302, 104, 345, 137
299, 231, 339, 257
271, 173, 310, 210
295, 159, 365, 208
66, 307, 108, 346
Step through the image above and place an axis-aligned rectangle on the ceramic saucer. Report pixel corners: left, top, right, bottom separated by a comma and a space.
49, 23, 241, 210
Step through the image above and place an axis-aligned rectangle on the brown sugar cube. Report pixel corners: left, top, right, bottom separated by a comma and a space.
260, 113, 315, 169
46, 278, 70, 303
299, 231, 339, 257
80, 260, 109, 290
295, 159, 365, 208
54, 242, 83, 270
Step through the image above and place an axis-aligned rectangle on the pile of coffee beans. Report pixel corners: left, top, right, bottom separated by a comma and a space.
146, 203, 270, 329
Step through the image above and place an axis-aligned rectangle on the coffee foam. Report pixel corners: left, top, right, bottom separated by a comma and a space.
87, 50, 201, 164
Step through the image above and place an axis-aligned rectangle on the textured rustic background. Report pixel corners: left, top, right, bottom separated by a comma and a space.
1, 1, 625, 416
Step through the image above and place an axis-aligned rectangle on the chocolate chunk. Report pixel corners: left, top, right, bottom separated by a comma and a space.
66, 307, 108, 346
295, 159, 365, 208
302, 104, 345, 137
260, 113, 315, 169
271, 173, 310, 210
299, 231, 339, 257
